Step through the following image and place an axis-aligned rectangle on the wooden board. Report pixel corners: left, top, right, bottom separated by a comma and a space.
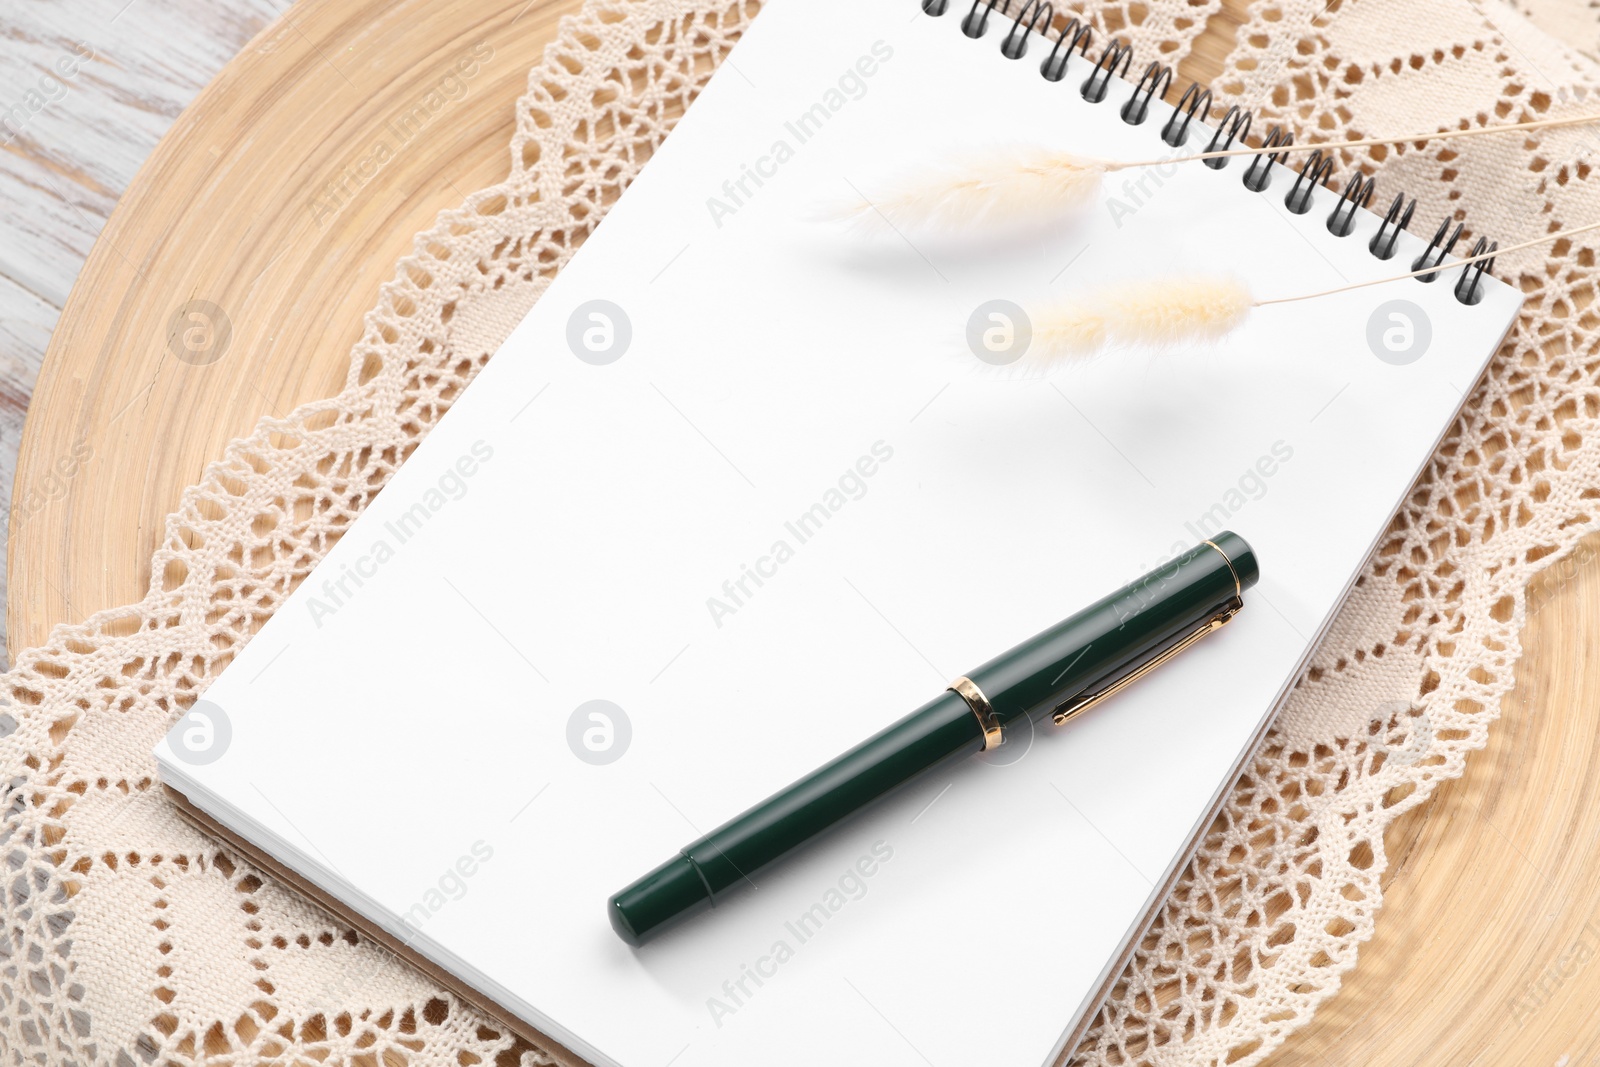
1272, 535, 1600, 1065
0, 0, 285, 660
11, 0, 1600, 1063
7, 0, 557, 653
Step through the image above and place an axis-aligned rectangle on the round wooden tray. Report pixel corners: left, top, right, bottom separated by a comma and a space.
12, 0, 1600, 1062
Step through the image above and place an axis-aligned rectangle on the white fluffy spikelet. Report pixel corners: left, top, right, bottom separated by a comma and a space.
827, 148, 1107, 231
1030, 276, 1255, 362
1031, 302, 1111, 359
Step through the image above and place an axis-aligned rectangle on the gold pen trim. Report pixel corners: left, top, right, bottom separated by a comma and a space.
1202, 538, 1242, 599
1052, 596, 1244, 726
949, 675, 1003, 751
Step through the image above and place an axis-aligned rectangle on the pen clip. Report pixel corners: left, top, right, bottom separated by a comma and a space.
1052, 596, 1244, 726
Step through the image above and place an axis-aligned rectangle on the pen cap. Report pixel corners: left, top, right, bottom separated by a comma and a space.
966, 532, 1257, 727
1209, 530, 1259, 588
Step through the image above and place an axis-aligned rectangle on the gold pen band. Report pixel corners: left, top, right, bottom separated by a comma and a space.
949, 675, 1003, 751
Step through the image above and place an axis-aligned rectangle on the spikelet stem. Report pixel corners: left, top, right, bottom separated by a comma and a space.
1256, 218, 1600, 306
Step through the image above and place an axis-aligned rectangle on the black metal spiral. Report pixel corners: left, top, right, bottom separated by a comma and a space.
1203, 106, 1251, 168
1327, 173, 1376, 236
1243, 126, 1293, 192
1002, 1, 1053, 59
1284, 150, 1334, 214
920, 0, 1497, 304
1040, 18, 1092, 81
1121, 61, 1172, 125
960, 0, 1006, 38
1455, 237, 1496, 304
1163, 83, 1212, 146
1415, 216, 1464, 282
1081, 40, 1133, 103
1370, 193, 1416, 260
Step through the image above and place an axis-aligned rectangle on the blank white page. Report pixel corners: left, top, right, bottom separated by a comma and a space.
158, 1, 1520, 1064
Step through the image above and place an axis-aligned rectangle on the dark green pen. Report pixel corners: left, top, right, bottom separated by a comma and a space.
608, 531, 1259, 945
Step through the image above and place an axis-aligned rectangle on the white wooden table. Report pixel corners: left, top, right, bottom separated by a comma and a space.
0, 0, 283, 664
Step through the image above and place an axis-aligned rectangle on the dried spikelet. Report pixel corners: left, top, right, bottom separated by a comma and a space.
1001, 215, 1600, 367
1032, 302, 1110, 357
1030, 276, 1255, 361
827, 148, 1106, 231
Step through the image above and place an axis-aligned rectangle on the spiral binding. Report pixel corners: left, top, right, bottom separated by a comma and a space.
1163, 83, 1212, 147
1370, 193, 1416, 260
920, 0, 1496, 304
1328, 174, 1377, 237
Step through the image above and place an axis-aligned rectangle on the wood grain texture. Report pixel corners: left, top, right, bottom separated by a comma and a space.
0, 0, 289, 662
9, 0, 1600, 1063
1270, 532, 1600, 1066
8, 0, 555, 653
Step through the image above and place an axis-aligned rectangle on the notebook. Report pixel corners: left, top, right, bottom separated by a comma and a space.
155, 1, 1522, 1064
